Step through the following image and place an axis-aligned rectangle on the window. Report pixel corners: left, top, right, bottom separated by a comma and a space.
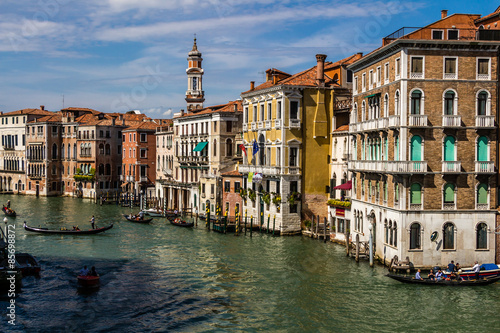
477, 58, 490, 79
395, 91, 400, 115
410, 223, 421, 250
227, 121, 232, 133
395, 58, 400, 78
410, 135, 422, 161
383, 94, 388, 117
140, 133, 147, 142
476, 223, 488, 249
354, 76, 358, 93
443, 183, 455, 205
234, 181, 240, 193
477, 136, 488, 162
444, 90, 455, 115
260, 104, 264, 121
214, 122, 217, 132
52, 144, 58, 159
290, 101, 299, 119
347, 70, 353, 83
290, 147, 298, 167
244, 107, 248, 123
277, 101, 282, 119
253, 106, 257, 122
410, 90, 422, 114
410, 183, 422, 204
140, 148, 147, 158
444, 135, 455, 162
432, 30, 443, 40
477, 183, 488, 206
410, 57, 423, 78
226, 139, 233, 157
213, 139, 217, 157
384, 62, 389, 83
447, 29, 458, 40
276, 147, 281, 166
376, 66, 381, 85
211, 184, 215, 194
369, 69, 373, 88
444, 57, 457, 79
443, 222, 455, 250
477, 91, 488, 115
362, 73, 366, 91
224, 181, 231, 192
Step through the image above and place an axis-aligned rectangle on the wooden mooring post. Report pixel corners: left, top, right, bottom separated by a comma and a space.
345, 230, 350, 256
355, 233, 360, 262
323, 217, 327, 243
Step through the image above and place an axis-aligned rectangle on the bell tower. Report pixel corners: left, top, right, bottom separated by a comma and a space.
185, 37, 205, 111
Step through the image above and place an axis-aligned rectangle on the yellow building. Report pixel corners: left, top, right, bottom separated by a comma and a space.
239, 54, 358, 234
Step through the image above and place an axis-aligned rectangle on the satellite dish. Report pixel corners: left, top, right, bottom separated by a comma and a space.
430, 231, 439, 242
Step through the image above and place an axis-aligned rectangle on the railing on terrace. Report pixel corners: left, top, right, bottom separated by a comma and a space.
408, 114, 428, 127
475, 161, 494, 173
442, 161, 461, 173
384, 27, 484, 44
475, 115, 495, 128
442, 115, 461, 127
348, 160, 427, 173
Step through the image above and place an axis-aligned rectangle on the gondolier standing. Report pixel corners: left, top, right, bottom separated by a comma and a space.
473, 261, 480, 280
90, 215, 95, 229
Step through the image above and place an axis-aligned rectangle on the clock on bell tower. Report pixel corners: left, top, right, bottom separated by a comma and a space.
185, 37, 205, 111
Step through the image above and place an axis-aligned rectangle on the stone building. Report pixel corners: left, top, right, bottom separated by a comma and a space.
348, 9, 500, 267
154, 119, 174, 201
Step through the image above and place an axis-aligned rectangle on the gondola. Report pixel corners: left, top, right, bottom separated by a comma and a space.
24, 222, 113, 235
142, 208, 164, 217
15, 253, 41, 276
169, 218, 194, 228
122, 214, 153, 223
77, 275, 100, 288
2, 206, 16, 217
386, 273, 500, 286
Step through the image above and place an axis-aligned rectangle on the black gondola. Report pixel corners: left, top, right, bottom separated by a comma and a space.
386, 274, 500, 286
24, 222, 113, 235
15, 253, 41, 276
2, 206, 16, 217
169, 218, 194, 228
122, 214, 153, 223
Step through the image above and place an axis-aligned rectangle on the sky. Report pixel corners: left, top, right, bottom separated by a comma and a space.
0, 0, 497, 118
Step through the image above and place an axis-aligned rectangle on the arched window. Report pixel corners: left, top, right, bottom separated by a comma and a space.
444, 90, 455, 115
73, 144, 76, 159
443, 183, 455, 204
393, 222, 397, 247
213, 139, 217, 157
476, 222, 488, 249
477, 183, 488, 205
52, 143, 58, 159
410, 223, 421, 249
384, 219, 388, 243
477, 136, 488, 162
99, 144, 104, 155
105, 164, 111, 175
105, 144, 111, 155
410, 183, 422, 205
388, 221, 393, 245
477, 91, 488, 116
384, 94, 389, 117
68, 144, 71, 159
444, 135, 455, 161
395, 91, 400, 115
352, 103, 358, 123
443, 222, 455, 250
410, 90, 422, 115
61, 144, 65, 159
410, 135, 422, 161
361, 101, 366, 121
99, 164, 104, 175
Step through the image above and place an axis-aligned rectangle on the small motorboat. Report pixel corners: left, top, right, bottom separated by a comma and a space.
443, 263, 500, 280
15, 253, 41, 276
2, 206, 16, 217
142, 208, 164, 217
24, 222, 113, 235
169, 217, 194, 228
386, 274, 500, 286
77, 275, 100, 288
123, 214, 153, 223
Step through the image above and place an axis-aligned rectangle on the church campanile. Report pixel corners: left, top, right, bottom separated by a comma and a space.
185, 37, 205, 111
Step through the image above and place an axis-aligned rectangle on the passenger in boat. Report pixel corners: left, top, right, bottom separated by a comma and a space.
415, 269, 423, 280
435, 269, 444, 280
89, 266, 98, 276
6, 200, 10, 208
449, 271, 458, 280
138, 211, 144, 220
455, 262, 462, 271
427, 270, 435, 280
447, 260, 456, 273
79, 265, 90, 276
472, 261, 481, 280
90, 215, 95, 229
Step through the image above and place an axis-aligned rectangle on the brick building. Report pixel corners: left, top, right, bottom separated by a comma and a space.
348, 9, 500, 268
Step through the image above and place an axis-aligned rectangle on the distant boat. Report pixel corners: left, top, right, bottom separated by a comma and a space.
169, 218, 194, 228
2, 206, 16, 217
386, 274, 500, 286
123, 214, 153, 223
142, 208, 164, 217
24, 222, 113, 235
77, 275, 100, 288
443, 263, 500, 280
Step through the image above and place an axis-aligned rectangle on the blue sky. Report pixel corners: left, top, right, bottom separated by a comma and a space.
0, 0, 497, 118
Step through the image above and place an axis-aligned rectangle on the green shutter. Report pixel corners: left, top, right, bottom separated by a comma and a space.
477, 136, 488, 162
395, 136, 399, 161
410, 183, 421, 204
477, 183, 488, 204
444, 136, 455, 161
444, 183, 455, 202
411, 135, 422, 161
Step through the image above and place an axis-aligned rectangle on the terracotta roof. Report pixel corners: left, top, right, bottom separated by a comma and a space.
180, 100, 242, 118
28, 114, 62, 123
222, 170, 242, 177
475, 6, 500, 24
3, 108, 54, 116
61, 107, 101, 115
325, 53, 363, 69
334, 124, 349, 132
123, 121, 158, 131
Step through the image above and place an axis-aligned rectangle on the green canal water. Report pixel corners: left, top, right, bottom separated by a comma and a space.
1, 195, 500, 332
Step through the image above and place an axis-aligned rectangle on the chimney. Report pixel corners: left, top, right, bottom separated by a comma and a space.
441, 10, 448, 19
250, 81, 255, 91
273, 74, 278, 85
316, 54, 327, 87
181, 109, 185, 116
40, 105, 45, 110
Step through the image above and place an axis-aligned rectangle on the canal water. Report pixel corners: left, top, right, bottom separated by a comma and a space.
1, 195, 499, 332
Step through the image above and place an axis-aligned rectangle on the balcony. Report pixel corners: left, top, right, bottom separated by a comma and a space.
410, 72, 423, 79
409, 203, 422, 210
444, 73, 457, 80
289, 119, 301, 129
3, 145, 15, 151
243, 123, 248, 131
443, 203, 456, 210
258, 122, 264, 129
265, 120, 272, 129
388, 115, 400, 128
477, 203, 489, 210
140, 176, 148, 182
274, 119, 282, 129
475, 161, 494, 173
442, 115, 461, 127
442, 161, 461, 173
163, 168, 173, 176
251, 123, 257, 131
475, 115, 495, 128
348, 160, 427, 173
408, 114, 428, 127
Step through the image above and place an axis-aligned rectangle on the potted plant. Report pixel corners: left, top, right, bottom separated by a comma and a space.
248, 189, 256, 202
239, 188, 248, 202
262, 191, 271, 205
287, 192, 301, 206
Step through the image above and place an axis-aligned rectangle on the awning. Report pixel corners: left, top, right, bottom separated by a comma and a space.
193, 142, 208, 152
333, 180, 352, 190
364, 93, 381, 98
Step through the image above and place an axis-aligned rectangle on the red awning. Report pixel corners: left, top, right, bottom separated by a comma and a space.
333, 180, 352, 190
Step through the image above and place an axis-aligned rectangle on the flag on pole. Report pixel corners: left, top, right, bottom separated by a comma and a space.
239, 144, 247, 156
252, 140, 259, 156
248, 172, 254, 183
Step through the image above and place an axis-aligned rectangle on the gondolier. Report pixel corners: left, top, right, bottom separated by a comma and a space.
473, 261, 481, 280
90, 215, 95, 229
